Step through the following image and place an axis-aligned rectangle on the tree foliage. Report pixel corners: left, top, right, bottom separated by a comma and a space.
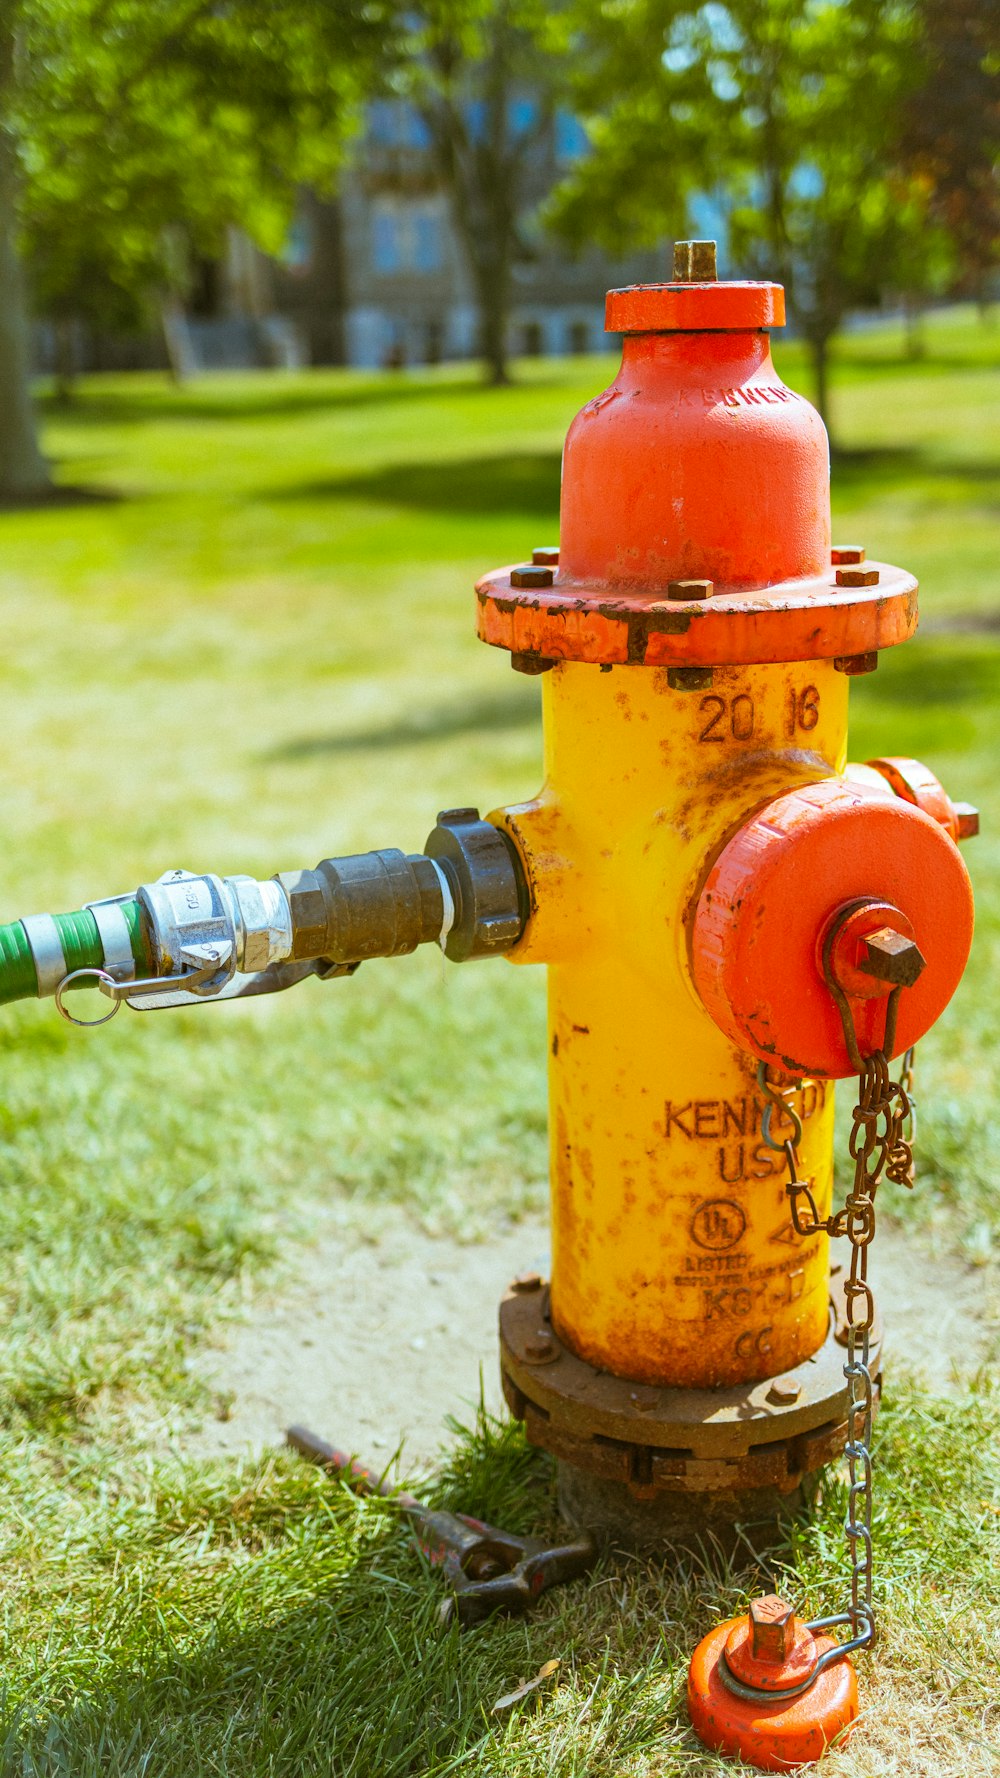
388, 0, 574, 383
898, 0, 1000, 296
0, 0, 390, 492
551, 0, 998, 430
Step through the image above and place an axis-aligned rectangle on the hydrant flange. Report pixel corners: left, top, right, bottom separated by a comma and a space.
476, 560, 918, 670
500, 1273, 881, 1501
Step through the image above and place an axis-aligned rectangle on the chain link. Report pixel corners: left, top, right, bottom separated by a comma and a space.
757, 1048, 915, 1652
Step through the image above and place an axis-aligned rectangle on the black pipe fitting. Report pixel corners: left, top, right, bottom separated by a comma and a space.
275, 811, 527, 969
425, 808, 528, 963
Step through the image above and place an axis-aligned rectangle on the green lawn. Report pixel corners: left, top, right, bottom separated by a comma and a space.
0, 308, 995, 1773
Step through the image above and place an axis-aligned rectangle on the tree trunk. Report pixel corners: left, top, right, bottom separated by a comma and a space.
475, 258, 511, 386
53, 317, 78, 403
0, 126, 49, 498
159, 297, 198, 382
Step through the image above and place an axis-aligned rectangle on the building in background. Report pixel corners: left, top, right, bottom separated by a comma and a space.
260, 100, 664, 369
48, 100, 664, 375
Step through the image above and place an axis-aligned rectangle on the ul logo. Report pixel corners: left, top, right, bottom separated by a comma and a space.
690, 1198, 747, 1251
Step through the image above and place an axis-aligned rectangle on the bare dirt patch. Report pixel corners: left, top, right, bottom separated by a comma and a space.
182, 1214, 996, 1473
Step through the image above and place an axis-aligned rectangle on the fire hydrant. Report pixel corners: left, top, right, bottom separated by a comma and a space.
0, 244, 977, 1767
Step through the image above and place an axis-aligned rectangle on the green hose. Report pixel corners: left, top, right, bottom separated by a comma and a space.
0, 900, 152, 1005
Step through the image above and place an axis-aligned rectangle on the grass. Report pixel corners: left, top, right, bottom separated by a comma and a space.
0, 305, 994, 1772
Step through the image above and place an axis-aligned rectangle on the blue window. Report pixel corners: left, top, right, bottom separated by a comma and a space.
403, 105, 432, 149
555, 111, 588, 162
509, 97, 538, 137
368, 100, 397, 144
283, 213, 314, 272
413, 208, 443, 272
373, 205, 403, 274
465, 99, 488, 142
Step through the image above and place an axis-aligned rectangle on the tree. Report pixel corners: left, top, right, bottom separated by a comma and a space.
549, 0, 938, 436
391, 0, 573, 384
898, 0, 1000, 307
0, 0, 390, 497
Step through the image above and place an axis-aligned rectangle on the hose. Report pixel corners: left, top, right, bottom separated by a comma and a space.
0, 902, 151, 1006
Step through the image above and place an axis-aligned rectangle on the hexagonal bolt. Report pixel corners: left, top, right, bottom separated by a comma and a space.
532, 546, 559, 566
749, 1595, 796, 1664
834, 652, 879, 676
668, 666, 714, 691
953, 802, 980, 841
511, 652, 557, 676
511, 564, 555, 589
523, 1330, 556, 1363
511, 1271, 543, 1294
831, 544, 865, 565
667, 578, 714, 601
835, 566, 880, 588
859, 926, 927, 988
767, 1376, 801, 1405
673, 240, 718, 282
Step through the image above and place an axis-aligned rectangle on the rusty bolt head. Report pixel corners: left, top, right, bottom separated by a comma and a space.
749, 1595, 796, 1663
673, 239, 717, 282
835, 566, 880, 588
668, 666, 714, 691
511, 564, 554, 589
766, 1376, 801, 1406
831, 544, 865, 565
834, 651, 879, 676
523, 1329, 556, 1363
532, 546, 559, 566
511, 1271, 543, 1294
859, 926, 927, 988
511, 651, 557, 676
953, 802, 980, 841
667, 578, 714, 601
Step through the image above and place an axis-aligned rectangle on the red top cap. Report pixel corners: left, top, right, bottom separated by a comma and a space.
605, 280, 785, 334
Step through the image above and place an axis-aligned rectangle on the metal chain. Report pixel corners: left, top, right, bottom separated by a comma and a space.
757, 1048, 915, 1654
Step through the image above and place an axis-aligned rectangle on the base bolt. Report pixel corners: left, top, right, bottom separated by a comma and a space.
511, 564, 555, 589
667, 578, 714, 601
668, 666, 714, 691
532, 546, 559, 566
766, 1376, 801, 1406
523, 1330, 556, 1363
831, 544, 865, 565
835, 566, 880, 588
511, 1271, 543, 1294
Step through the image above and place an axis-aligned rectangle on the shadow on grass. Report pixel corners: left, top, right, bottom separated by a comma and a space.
830, 444, 1000, 498
270, 684, 541, 761
0, 482, 123, 513
37, 371, 572, 430
861, 637, 1000, 710
0, 1422, 780, 1778
268, 451, 563, 519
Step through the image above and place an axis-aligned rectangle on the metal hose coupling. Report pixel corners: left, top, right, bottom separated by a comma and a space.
0, 810, 528, 1024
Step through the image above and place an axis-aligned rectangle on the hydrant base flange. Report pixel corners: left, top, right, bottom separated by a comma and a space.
500, 1275, 881, 1501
